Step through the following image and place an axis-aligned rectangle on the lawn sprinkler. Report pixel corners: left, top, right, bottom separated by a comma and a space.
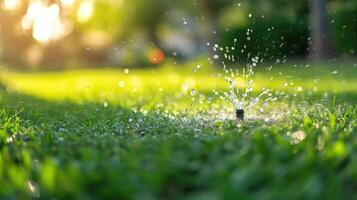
236, 109, 244, 121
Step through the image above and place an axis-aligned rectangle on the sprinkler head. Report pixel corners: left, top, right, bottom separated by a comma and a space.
236, 109, 244, 121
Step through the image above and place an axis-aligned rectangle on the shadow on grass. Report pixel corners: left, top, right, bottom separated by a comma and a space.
0, 90, 240, 199
0, 89, 356, 200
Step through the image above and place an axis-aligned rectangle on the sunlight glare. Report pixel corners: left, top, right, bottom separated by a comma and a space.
21, 1, 46, 30
22, 2, 73, 43
61, 0, 75, 7
33, 4, 59, 43
77, 0, 94, 23
2, 0, 21, 11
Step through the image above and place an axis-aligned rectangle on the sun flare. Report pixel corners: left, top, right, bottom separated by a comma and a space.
21, 2, 73, 44
77, 0, 94, 23
1, 0, 22, 11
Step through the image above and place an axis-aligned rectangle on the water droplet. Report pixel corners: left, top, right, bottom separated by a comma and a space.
26, 180, 40, 198
118, 81, 125, 88
6, 136, 13, 144
331, 70, 338, 75
182, 83, 189, 92
290, 130, 306, 144
182, 17, 187, 25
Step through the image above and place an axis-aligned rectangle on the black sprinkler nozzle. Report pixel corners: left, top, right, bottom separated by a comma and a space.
236, 109, 244, 121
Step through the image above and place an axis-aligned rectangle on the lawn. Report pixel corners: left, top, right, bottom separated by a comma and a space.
0, 62, 356, 199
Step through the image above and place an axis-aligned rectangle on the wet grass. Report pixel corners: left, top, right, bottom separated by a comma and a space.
0, 63, 356, 199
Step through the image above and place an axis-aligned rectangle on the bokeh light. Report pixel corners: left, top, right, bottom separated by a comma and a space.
77, 0, 94, 23
21, 1, 73, 43
61, 0, 75, 7
148, 48, 165, 64
1, 0, 21, 11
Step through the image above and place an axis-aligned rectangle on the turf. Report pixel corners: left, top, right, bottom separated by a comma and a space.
0, 62, 356, 199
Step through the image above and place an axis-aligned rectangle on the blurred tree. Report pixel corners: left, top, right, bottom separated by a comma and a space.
0, 0, 30, 67
309, 0, 336, 60
218, 0, 310, 62
330, 0, 357, 56
200, 0, 233, 45
0, 0, 75, 68
79, 0, 169, 65
118, 0, 168, 48
190, 0, 233, 62
0, 0, 356, 68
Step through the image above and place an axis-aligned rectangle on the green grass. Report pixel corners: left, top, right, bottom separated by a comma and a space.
0, 62, 356, 199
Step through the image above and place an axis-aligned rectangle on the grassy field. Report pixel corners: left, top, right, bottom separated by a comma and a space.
0, 62, 356, 199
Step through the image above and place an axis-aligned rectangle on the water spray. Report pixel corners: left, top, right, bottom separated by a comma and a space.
214, 42, 272, 122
